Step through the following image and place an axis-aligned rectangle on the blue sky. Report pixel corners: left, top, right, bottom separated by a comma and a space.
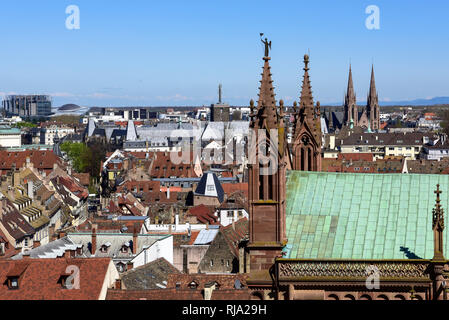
0, 0, 448, 107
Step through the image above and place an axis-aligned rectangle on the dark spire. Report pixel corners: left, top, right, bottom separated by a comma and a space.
367, 65, 378, 105
344, 64, 357, 126
347, 64, 355, 102
367, 64, 379, 130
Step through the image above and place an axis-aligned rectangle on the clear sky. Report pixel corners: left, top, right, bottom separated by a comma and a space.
0, 0, 448, 107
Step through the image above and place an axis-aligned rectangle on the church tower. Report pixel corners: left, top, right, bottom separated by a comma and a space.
343, 65, 358, 126
247, 38, 288, 277
291, 54, 322, 171
367, 65, 380, 130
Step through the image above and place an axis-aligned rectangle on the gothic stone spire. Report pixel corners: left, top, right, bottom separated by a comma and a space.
367, 65, 380, 130
344, 64, 357, 126
433, 184, 445, 261
291, 54, 322, 172
255, 55, 278, 130
299, 54, 314, 119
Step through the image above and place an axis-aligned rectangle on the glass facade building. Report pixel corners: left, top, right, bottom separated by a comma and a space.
2, 95, 52, 117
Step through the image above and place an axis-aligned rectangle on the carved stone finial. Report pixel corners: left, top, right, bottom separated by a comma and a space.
432, 184, 445, 261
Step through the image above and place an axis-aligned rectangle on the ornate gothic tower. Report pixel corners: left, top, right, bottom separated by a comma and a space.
367, 65, 380, 130
247, 39, 288, 277
291, 54, 322, 171
343, 65, 358, 126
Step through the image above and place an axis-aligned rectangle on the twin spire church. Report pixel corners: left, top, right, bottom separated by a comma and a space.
342, 65, 381, 131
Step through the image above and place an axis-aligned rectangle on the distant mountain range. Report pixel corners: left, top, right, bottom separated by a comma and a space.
325, 96, 449, 107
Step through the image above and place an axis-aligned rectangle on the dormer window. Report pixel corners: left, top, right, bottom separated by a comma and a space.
188, 281, 198, 290
7, 277, 19, 290
58, 274, 71, 289
100, 242, 111, 253
121, 244, 129, 253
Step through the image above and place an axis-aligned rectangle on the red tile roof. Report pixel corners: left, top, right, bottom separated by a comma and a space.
77, 219, 144, 233
0, 150, 63, 176
58, 176, 88, 200
337, 153, 374, 161
117, 180, 161, 193
150, 152, 198, 178
106, 273, 250, 300
188, 205, 218, 225
0, 258, 114, 300
0, 198, 35, 241
222, 183, 248, 199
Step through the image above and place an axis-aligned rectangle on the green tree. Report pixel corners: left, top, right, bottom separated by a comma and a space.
60, 142, 90, 172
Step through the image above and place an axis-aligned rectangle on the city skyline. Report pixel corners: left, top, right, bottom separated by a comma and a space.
0, 0, 448, 107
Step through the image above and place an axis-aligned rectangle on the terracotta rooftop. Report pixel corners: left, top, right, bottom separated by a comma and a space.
0, 198, 35, 241
0, 258, 114, 300
0, 150, 63, 176
222, 183, 248, 199
188, 204, 218, 225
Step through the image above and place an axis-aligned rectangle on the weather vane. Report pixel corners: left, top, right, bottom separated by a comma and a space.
260, 33, 271, 57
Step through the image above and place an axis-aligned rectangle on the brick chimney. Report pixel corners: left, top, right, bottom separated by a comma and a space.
23, 251, 31, 260
49, 225, 56, 241
132, 225, 138, 255
127, 262, 133, 271
115, 278, 122, 290
91, 226, 97, 255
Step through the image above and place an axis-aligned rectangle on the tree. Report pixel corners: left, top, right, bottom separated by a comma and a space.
440, 109, 449, 136
60, 142, 90, 173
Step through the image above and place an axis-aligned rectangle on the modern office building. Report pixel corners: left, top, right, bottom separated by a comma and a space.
2, 95, 52, 117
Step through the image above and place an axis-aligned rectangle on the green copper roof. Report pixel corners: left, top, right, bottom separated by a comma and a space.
285, 171, 449, 260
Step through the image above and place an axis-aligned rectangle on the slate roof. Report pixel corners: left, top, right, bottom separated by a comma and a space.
341, 132, 434, 146
120, 257, 180, 290
12, 237, 83, 259
221, 218, 249, 257
285, 171, 449, 260
194, 172, 225, 203
67, 232, 170, 259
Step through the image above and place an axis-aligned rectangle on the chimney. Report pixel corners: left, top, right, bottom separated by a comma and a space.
132, 225, 138, 255
59, 231, 66, 239
23, 251, 31, 260
33, 240, 40, 249
232, 220, 236, 231
63, 249, 74, 258
115, 279, 122, 290
27, 181, 34, 200
167, 186, 170, 200
91, 226, 97, 255
127, 262, 133, 271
